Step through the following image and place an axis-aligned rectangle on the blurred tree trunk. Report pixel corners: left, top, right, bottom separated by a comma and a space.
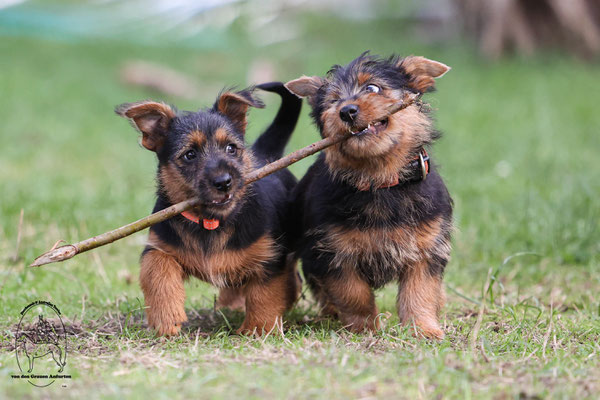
454, 0, 600, 59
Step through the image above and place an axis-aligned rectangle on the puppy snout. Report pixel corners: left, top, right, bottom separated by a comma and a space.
212, 173, 232, 192
339, 104, 359, 123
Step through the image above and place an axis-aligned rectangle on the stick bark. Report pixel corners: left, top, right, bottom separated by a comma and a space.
30, 97, 416, 267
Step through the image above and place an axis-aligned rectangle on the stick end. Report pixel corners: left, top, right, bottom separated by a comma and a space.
30, 245, 78, 267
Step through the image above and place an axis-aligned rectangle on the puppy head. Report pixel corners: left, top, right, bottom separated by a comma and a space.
285, 53, 449, 160
116, 89, 264, 219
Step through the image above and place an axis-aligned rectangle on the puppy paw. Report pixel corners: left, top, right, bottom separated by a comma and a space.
340, 313, 382, 333
146, 309, 187, 337
411, 319, 444, 340
216, 288, 246, 312
237, 318, 282, 336
154, 322, 183, 337
319, 303, 339, 318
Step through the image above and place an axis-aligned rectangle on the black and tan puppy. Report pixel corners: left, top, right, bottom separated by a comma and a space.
116, 82, 302, 336
285, 54, 452, 339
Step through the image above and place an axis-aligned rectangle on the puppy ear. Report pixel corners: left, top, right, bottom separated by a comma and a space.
215, 90, 264, 134
285, 76, 325, 98
115, 101, 175, 152
398, 56, 450, 93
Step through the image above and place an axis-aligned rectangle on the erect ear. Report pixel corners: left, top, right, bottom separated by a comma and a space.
115, 101, 175, 152
284, 76, 325, 99
398, 56, 450, 93
214, 90, 264, 134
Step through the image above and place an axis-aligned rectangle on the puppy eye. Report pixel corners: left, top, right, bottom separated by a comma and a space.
225, 143, 237, 155
182, 150, 196, 161
366, 84, 380, 93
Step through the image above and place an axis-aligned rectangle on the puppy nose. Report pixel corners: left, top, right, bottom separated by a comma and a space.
212, 173, 232, 192
339, 104, 359, 123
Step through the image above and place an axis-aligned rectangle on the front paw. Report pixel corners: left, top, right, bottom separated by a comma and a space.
340, 313, 382, 333
153, 322, 183, 337
411, 319, 444, 340
236, 318, 282, 336
146, 310, 187, 337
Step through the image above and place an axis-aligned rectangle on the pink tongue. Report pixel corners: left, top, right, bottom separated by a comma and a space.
368, 125, 377, 135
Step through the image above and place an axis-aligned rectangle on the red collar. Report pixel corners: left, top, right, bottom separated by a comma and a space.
358, 148, 430, 191
181, 211, 220, 230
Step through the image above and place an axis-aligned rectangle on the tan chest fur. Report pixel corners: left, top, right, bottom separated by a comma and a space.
147, 230, 279, 288
315, 217, 451, 271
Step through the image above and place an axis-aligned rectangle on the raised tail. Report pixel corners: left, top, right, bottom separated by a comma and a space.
252, 81, 302, 161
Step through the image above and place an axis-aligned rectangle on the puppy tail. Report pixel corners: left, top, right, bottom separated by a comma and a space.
252, 81, 302, 161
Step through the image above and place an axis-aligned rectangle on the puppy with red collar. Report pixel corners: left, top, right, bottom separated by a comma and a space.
286, 54, 453, 339
116, 82, 302, 336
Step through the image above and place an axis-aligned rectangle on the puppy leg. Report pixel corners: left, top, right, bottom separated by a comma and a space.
324, 269, 380, 333
397, 259, 445, 339
216, 287, 246, 312
284, 255, 302, 310
238, 267, 299, 336
303, 256, 338, 317
140, 249, 187, 336
308, 278, 338, 318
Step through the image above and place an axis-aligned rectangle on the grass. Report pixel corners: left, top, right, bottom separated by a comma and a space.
1, 12, 599, 400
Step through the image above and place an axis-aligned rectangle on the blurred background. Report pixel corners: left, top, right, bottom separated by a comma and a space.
1, 0, 599, 316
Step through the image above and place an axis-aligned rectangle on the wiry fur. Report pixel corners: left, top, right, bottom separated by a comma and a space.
286, 53, 453, 339
117, 82, 302, 336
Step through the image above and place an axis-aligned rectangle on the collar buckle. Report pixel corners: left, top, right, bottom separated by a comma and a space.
419, 151, 427, 181
356, 147, 430, 191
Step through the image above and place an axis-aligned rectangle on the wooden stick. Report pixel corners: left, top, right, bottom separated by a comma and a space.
29, 134, 344, 267
30, 96, 417, 267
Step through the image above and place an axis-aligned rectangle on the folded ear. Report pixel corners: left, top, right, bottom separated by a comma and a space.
115, 101, 175, 152
214, 90, 264, 134
398, 56, 450, 93
284, 76, 325, 98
